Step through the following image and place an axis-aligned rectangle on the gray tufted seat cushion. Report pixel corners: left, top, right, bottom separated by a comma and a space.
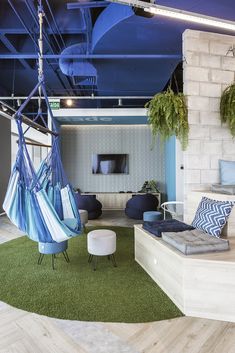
162, 229, 230, 255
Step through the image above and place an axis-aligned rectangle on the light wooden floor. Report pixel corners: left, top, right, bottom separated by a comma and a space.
1, 214, 235, 353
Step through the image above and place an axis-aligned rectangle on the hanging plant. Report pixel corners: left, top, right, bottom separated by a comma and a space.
145, 87, 189, 150
220, 83, 235, 137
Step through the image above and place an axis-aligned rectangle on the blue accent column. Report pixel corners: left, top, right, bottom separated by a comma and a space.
165, 136, 176, 201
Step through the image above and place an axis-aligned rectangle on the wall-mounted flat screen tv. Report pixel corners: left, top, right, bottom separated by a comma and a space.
92, 154, 129, 174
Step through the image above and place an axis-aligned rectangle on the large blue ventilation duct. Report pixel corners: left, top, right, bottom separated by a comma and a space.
59, 43, 97, 86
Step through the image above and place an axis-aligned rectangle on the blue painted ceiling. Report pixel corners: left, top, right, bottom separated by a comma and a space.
0, 0, 235, 109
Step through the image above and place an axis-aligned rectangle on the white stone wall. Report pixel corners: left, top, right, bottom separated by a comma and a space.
183, 29, 235, 197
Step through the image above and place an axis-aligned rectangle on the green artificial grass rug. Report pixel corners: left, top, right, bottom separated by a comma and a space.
0, 226, 182, 323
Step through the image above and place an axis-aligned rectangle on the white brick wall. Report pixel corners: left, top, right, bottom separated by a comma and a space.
209, 126, 231, 139
183, 29, 235, 199
184, 81, 200, 96
201, 141, 222, 155
188, 125, 210, 140
223, 141, 235, 154
186, 140, 201, 154
210, 69, 234, 84
221, 56, 235, 71
200, 83, 221, 97
200, 111, 221, 126
200, 54, 221, 69
185, 155, 210, 170
185, 170, 201, 184
201, 170, 219, 184
188, 110, 200, 124
184, 67, 209, 82
184, 51, 200, 66
210, 41, 233, 56
187, 96, 211, 111
184, 38, 210, 53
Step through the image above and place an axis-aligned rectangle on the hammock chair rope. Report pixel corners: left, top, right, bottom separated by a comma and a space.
3, 1, 82, 243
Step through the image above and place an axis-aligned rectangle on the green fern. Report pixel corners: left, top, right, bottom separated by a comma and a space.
220, 83, 235, 137
145, 87, 189, 150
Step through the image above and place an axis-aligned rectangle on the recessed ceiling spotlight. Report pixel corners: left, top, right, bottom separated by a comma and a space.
66, 99, 73, 107
2, 105, 7, 112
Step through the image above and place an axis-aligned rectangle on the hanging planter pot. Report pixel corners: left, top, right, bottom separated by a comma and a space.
145, 87, 189, 150
220, 83, 235, 137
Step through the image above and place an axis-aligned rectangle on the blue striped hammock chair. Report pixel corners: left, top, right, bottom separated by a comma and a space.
3, 119, 82, 243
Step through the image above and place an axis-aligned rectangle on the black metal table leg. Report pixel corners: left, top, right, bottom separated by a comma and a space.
66, 250, 69, 262
111, 254, 117, 267
38, 253, 44, 265
88, 254, 93, 263
93, 256, 97, 271
63, 251, 70, 263
52, 254, 55, 270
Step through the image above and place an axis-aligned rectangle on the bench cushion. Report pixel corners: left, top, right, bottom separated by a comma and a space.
143, 219, 194, 237
162, 229, 230, 255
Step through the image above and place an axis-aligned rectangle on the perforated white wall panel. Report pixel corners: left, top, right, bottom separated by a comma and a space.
61, 125, 165, 193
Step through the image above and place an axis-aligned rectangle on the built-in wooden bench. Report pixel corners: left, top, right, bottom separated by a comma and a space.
134, 224, 235, 323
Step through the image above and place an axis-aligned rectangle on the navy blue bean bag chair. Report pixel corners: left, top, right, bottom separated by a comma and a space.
76, 194, 102, 220
125, 193, 159, 220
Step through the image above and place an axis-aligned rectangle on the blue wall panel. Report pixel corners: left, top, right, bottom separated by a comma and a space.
165, 136, 176, 201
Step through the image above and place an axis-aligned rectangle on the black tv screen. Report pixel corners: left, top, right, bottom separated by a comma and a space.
92, 154, 129, 174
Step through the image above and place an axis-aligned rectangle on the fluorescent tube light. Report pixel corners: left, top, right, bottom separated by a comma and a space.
144, 6, 235, 31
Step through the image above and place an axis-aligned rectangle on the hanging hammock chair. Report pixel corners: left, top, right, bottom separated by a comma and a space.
3, 119, 82, 243
3, 2, 82, 243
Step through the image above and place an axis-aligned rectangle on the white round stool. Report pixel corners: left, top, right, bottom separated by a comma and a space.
87, 229, 117, 270
79, 209, 88, 230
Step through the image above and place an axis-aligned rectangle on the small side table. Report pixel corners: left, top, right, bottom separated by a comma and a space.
87, 229, 117, 270
143, 211, 163, 222
38, 241, 69, 270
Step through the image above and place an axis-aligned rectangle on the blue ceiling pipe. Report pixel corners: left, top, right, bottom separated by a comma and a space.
0, 54, 182, 59
91, 3, 181, 96
7, 0, 72, 94
92, 3, 133, 51
59, 43, 97, 84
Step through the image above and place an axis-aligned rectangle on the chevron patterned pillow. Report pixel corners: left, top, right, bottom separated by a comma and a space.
191, 197, 234, 237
